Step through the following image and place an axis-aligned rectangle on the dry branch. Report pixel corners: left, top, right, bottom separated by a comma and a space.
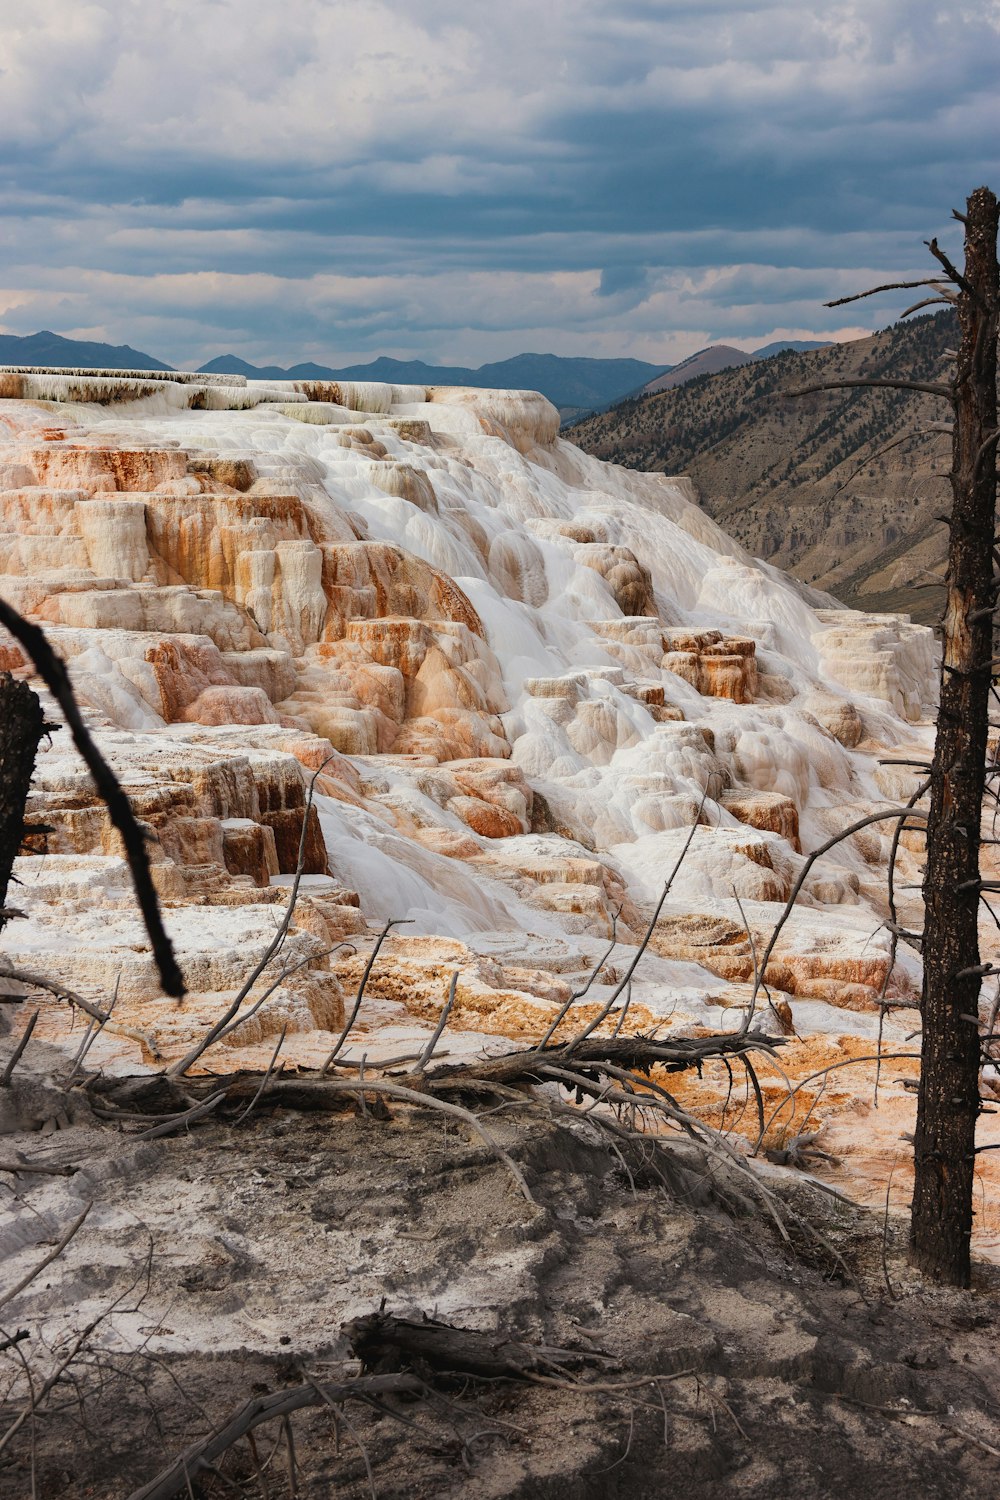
345, 1309, 603, 1380
0, 1009, 38, 1087
0, 963, 111, 1026
130, 1306, 617, 1500
0, 1203, 91, 1313
825, 278, 958, 308
0, 601, 184, 998
743, 805, 929, 1019
168, 757, 338, 1076
126, 1373, 424, 1500
785, 377, 953, 401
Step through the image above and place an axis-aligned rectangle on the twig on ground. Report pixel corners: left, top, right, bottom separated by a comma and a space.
0, 1010, 39, 1087
168, 758, 337, 1077
320, 918, 413, 1074
411, 970, 458, 1074
133, 1092, 227, 1141
126, 1374, 425, 1500
0, 1203, 92, 1312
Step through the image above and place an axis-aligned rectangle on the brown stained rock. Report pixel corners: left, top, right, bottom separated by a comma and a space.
221, 820, 279, 887
322, 542, 484, 642
650, 912, 916, 1007
721, 789, 801, 851
447, 795, 525, 839
450, 759, 532, 821
145, 638, 236, 721
345, 617, 432, 678
144, 492, 313, 595
368, 460, 439, 514
413, 826, 484, 860
801, 691, 865, 748
625, 681, 665, 707
573, 542, 657, 616
182, 686, 282, 727
663, 631, 758, 703
528, 788, 596, 848
186, 455, 258, 492
258, 804, 329, 875
13, 444, 189, 493
157, 814, 227, 870
380, 417, 436, 444
393, 709, 510, 762
0, 641, 27, 672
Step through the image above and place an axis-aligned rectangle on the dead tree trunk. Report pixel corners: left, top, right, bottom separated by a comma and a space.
0, 672, 45, 935
910, 187, 1000, 1285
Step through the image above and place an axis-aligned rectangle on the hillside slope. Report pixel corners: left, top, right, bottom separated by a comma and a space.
0, 329, 173, 371
639, 340, 830, 396
571, 314, 956, 622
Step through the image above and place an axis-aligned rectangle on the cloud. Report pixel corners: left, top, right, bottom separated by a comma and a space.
0, 0, 996, 364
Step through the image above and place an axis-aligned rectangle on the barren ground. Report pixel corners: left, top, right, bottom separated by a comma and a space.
1, 1055, 998, 1500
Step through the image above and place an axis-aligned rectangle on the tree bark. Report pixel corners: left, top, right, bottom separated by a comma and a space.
0, 671, 45, 936
910, 187, 1000, 1285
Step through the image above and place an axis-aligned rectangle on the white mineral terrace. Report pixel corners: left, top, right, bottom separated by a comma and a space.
0, 369, 997, 1250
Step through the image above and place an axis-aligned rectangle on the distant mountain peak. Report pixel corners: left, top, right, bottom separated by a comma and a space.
0, 330, 675, 418
197, 350, 672, 416
0, 330, 173, 372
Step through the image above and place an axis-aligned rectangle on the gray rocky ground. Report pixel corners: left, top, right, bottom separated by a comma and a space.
0, 1050, 998, 1500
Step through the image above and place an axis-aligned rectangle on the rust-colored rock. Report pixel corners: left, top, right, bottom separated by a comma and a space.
662, 630, 758, 703
721, 789, 800, 851
221, 820, 280, 887
259, 805, 329, 875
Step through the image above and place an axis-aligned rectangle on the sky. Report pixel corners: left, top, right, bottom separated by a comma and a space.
0, 0, 998, 370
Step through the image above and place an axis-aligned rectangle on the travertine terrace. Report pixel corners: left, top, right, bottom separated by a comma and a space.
1, 364, 995, 1239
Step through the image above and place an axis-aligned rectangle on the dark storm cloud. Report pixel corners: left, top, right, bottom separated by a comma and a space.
0, 0, 996, 365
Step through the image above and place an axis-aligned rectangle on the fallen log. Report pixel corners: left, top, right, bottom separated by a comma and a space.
344, 1308, 605, 1380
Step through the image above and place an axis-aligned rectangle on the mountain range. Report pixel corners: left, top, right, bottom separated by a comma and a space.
0, 330, 827, 420
570, 312, 956, 622
198, 351, 668, 419
0, 330, 172, 372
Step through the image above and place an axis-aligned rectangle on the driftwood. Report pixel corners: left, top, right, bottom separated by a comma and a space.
83, 1023, 785, 1214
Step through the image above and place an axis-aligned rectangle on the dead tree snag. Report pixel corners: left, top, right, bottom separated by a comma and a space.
788, 188, 999, 1284
911, 187, 999, 1284
0, 672, 45, 937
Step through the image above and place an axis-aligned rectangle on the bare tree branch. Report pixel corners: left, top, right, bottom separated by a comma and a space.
785, 377, 954, 400
824, 279, 958, 308
168, 757, 337, 1076
926, 236, 975, 298
0, 1203, 92, 1313
0, 602, 184, 997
